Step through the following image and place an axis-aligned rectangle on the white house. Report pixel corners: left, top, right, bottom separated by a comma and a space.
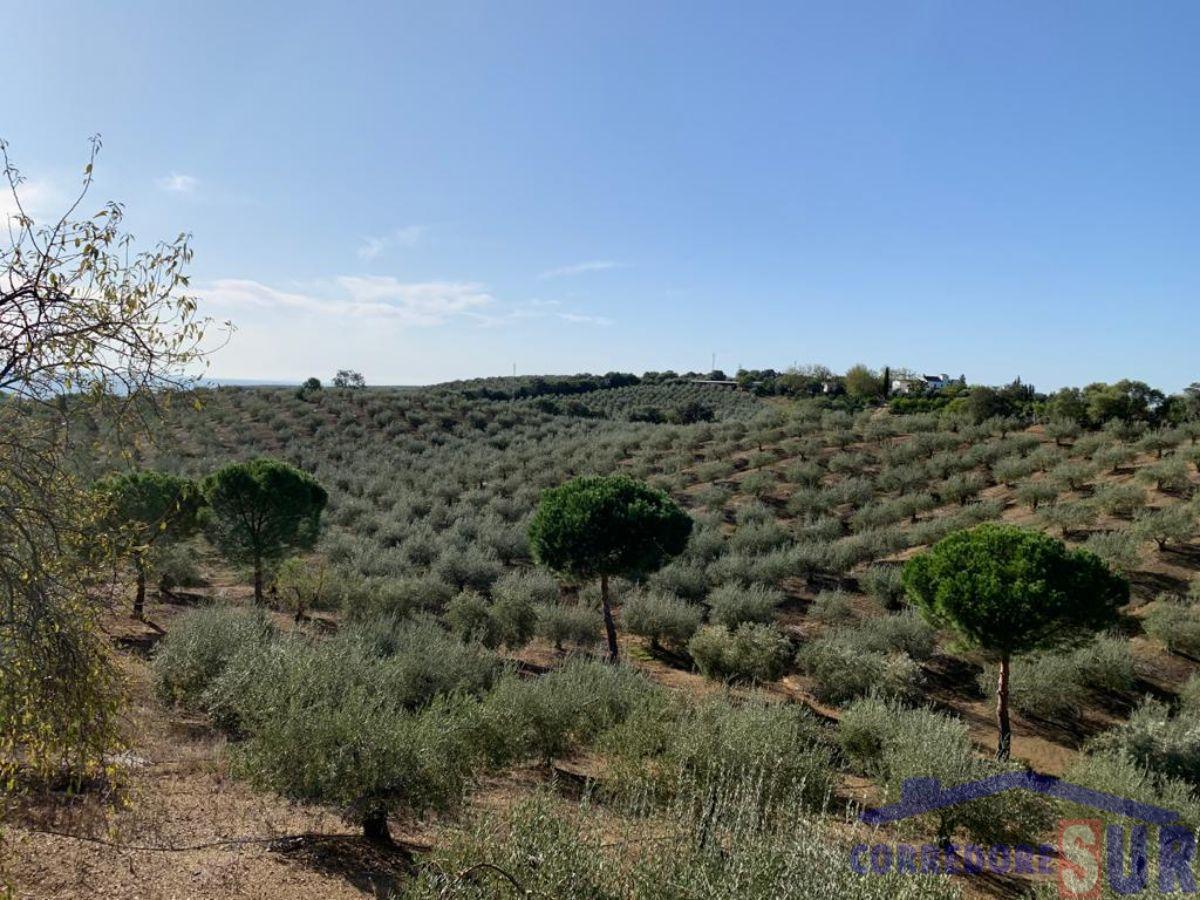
891, 372, 958, 395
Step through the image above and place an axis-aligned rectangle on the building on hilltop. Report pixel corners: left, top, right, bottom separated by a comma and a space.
891, 372, 963, 395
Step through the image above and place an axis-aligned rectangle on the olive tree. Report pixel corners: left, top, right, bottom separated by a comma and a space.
230, 640, 482, 845
272, 556, 330, 622
333, 369, 366, 389
94, 470, 202, 619
528, 475, 692, 661
903, 524, 1127, 760
1133, 504, 1197, 553
202, 458, 328, 603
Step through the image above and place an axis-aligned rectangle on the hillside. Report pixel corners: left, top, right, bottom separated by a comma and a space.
7, 378, 1200, 899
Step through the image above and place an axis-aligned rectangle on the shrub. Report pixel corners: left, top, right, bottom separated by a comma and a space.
490, 588, 537, 649
1083, 529, 1142, 575
844, 611, 937, 661
1138, 458, 1192, 494
491, 568, 559, 607
809, 590, 856, 625
1072, 634, 1137, 694
480, 659, 660, 766
682, 526, 726, 563
977, 633, 1134, 725
201, 635, 292, 734
741, 471, 777, 499
688, 623, 790, 683
445, 589, 497, 645
1037, 499, 1098, 537
797, 637, 922, 705
434, 545, 502, 592
271, 556, 339, 620
153, 605, 274, 709
837, 696, 1052, 845
785, 487, 833, 519
534, 601, 602, 650
728, 520, 791, 555
936, 471, 986, 506
621, 590, 704, 648
992, 456, 1038, 486
697, 485, 731, 512
1092, 483, 1147, 518
1181, 674, 1200, 715
1044, 418, 1081, 446
342, 616, 502, 706
1145, 598, 1200, 657
1133, 504, 1197, 551
734, 500, 775, 526
706, 583, 785, 628
785, 461, 824, 488
342, 575, 455, 622
152, 542, 205, 594
978, 652, 1088, 723
860, 565, 906, 609
1048, 460, 1095, 492
1090, 700, 1200, 787
1015, 480, 1059, 511
407, 784, 958, 899
648, 560, 708, 600
602, 694, 835, 812
1094, 444, 1137, 473
230, 649, 481, 841
1066, 749, 1200, 830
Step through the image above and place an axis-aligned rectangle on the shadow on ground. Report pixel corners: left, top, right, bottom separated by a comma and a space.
269, 834, 420, 899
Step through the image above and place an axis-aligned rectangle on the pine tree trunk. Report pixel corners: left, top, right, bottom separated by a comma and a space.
133, 554, 146, 620
601, 573, 619, 662
253, 556, 264, 605
996, 654, 1012, 761
362, 808, 393, 845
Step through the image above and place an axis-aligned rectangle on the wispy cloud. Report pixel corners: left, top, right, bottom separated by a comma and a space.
488, 302, 613, 327
556, 312, 613, 326
538, 259, 624, 280
357, 225, 425, 260
0, 178, 63, 228
197, 277, 494, 326
156, 172, 199, 193
196, 276, 614, 331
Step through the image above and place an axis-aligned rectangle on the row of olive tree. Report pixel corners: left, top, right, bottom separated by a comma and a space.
96, 458, 327, 615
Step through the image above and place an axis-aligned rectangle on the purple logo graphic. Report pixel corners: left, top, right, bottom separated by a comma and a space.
853, 773, 1193, 897
860, 772, 1178, 827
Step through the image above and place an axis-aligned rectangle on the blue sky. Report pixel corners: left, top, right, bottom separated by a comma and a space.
5, 1, 1199, 390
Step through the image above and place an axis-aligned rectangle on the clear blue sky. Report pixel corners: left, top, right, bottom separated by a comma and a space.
6, 1, 1199, 390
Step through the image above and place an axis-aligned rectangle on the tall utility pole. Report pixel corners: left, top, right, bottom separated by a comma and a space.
711, 352, 716, 373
